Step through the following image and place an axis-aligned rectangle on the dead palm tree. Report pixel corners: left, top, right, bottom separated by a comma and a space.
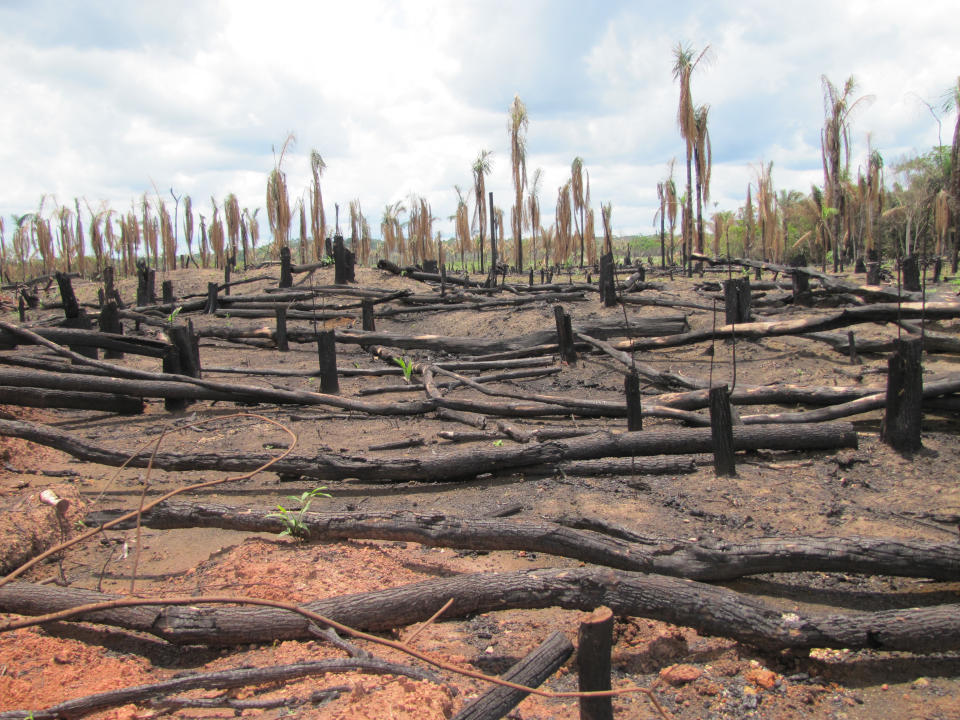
310, 150, 327, 262
666, 166, 678, 265
555, 182, 573, 265
243, 208, 260, 260
673, 43, 710, 273
743, 184, 755, 258
267, 133, 294, 255
298, 199, 308, 263
472, 150, 493, 272
224, 193, 241, 265
571, 157, 586, 265
821, 75, 874, 270
73, 199, 86, 277
508, 96, 529, 270
585, 207, 597, 266
454, 185, 472, 270
56, 205, 73, 274
865, 148, 884, 262
209, 198, 224, 268
183, 196, 194, 265
693, 104, 711, 254
656, 181, 666, 266
600, 203, 613, 256
527, 168, 542, 268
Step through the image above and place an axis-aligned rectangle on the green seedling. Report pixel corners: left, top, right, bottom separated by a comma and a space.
166, 305, 183, 323
267, 486, 331, 540
393, 356, 414, 382
493, 439, 504, 447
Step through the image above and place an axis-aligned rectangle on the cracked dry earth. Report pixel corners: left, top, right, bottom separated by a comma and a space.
1, 264, 960, 719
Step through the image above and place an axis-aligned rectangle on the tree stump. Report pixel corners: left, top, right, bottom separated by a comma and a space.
709, 384, 736, 477
317, 330, 339, 394
723, 278, 751, 324
881, 337, 923, 452
578, 606, 614, 720
902, 255, 921, 292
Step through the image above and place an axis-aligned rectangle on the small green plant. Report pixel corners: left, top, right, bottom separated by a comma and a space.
267, 486, 331, 539
393, 356, 414, 382
492, 439, 504, 447
166, 305, 183, 323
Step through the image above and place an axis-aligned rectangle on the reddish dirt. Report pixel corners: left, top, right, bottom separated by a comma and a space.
1, 265, 960, 719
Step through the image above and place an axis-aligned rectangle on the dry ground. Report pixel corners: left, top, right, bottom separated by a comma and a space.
1, 264, 959, 719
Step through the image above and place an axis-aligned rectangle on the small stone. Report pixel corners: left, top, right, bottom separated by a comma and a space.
746, 667, 778, 690
912, 677, 930, 688
660, 663, 702, 686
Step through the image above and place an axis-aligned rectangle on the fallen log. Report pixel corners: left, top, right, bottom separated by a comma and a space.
0, 327, 170, 357
332, 315, 689, 354
740, 377, 960, 424
615, 302, 960, 351
85, 501, 960, 582
451, 632, 572, 720
0, 386, 143, 415
2, 569, 958, 653
0, 368, 434, 416
0, 417, 858, 482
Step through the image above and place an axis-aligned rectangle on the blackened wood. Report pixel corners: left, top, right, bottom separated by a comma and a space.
847, 330, 859, 364
103, 266, 115, 303
487, 191, 498, 288
136, 263, 149, 306
933, 257, 942, 283
98, 300, 124, 359
55, 272, 80, 319
866, 262, 880, 285
902, 254, 921, 292
709, 385, 736, 477
361, 300, 375, 331
881, 337, 923, 452
7, 566, 960, 653
279, 246, 293, 288
275, 308, 289, 352
0, 386, 143, 414
204, 282, 218, 314
0, 327, 167, 358
377, 258, 402, 275
440, 262, 447, 297
723, 278, 751, 323
599, 252, 617, 307
85, 501, 960, 583
0, 414, 858, 485
791, 270, 811, 305
317, 330, 339, 394
17, 293, 25, 322
166, 325, 202, 379
624, 370, 642, 431
554, 306, 577, 365
224, 260, 231, 295
162, 346, 188, 411
578, 607, 614, 720
452, 632, 573, 720
615, 301, 960, 352
161, 280, 174, 305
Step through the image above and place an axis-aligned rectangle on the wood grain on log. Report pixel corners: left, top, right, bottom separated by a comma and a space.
3, 569, 960, 653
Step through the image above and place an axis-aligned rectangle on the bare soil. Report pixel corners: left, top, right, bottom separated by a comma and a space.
2, 264, 959, 719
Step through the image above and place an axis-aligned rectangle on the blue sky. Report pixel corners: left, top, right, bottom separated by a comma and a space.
1, 0, 957, 241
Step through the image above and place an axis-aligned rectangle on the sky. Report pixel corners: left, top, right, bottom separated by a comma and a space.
1, 0, 958, 244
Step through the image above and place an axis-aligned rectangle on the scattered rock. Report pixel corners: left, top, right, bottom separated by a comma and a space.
659, 663, 702, 686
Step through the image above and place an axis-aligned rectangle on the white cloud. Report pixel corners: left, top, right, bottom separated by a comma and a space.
0, 0, 958, 243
